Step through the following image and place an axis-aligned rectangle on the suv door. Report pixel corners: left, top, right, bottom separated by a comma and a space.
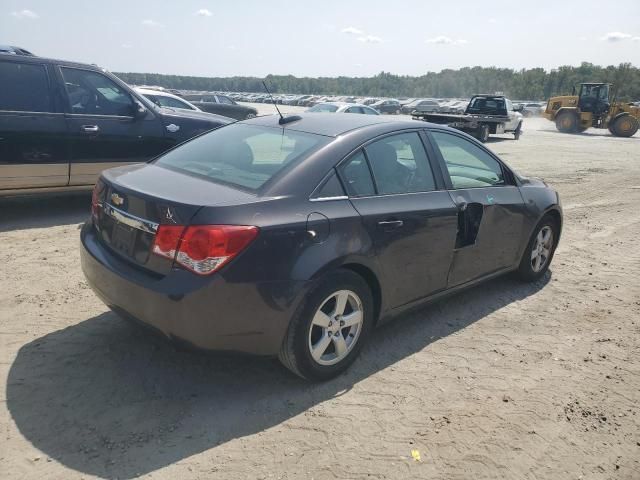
59, 66, 169, 185
338, 131, 458, 308
428, 130, 526, 286
0, 59, 69, 190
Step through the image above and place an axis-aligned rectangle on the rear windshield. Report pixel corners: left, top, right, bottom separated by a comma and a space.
308, 104, 339, 112
154, 124, 327, 190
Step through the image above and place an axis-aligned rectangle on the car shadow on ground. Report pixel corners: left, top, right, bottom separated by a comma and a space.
6, 273, 550, 479
0, 193, 91, 232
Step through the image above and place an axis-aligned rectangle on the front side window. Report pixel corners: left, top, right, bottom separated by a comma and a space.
431, 131, 506, 189
362, 107, 378, 115
338, 150, 375, 197
0, 61, 52, 112
217, 96, 234, 105
346, 106, 364, 114
61, 68, 133, 116
364, 132, 436, 195
155, 124, 328, 191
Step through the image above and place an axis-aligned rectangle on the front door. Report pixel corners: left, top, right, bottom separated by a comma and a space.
0, 59, 68, 190
428, 130, 526, 287
59, 66, 168, 186
338, 132, 458, 308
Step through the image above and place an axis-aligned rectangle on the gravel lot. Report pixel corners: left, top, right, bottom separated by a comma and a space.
1, 113, 639, 480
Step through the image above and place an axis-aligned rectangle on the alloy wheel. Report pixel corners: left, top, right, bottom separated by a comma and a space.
308, 290, 364, 366
531, 226, 554, 272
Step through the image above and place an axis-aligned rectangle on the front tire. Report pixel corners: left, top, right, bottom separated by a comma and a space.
610, 115, 639, 137
516, 216, 558, 282
279, 270, 374, 381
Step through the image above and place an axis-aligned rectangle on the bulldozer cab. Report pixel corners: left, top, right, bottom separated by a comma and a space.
577, 83, 610, 115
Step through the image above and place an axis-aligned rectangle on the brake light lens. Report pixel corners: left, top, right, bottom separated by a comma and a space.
91, 180, 104, 221
152, 225, 259, 275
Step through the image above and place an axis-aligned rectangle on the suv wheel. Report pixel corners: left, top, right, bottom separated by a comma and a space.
279, 270, 374, 381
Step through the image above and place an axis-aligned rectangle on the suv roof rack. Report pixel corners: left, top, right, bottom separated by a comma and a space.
0, 45, 35, 56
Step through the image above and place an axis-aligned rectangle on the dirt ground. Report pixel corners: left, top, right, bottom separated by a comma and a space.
1, 115, 639, 480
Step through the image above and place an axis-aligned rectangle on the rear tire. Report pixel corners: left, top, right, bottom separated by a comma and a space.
476, 124, 490, 143
278, 270, 374, 381
610, 115, 639, 137
516, 216, 559, 282
513, 121, 522, 140
555, 112, 578, 133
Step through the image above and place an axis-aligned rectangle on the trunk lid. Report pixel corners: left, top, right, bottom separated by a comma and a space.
94, 163, 258, 276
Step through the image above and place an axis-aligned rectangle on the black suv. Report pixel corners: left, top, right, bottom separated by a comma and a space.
0, 51, 231, 195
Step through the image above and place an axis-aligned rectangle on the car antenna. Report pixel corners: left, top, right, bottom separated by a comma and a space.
262, 80, 301, 125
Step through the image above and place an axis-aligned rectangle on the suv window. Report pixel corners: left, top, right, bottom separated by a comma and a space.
0, 61, 52, 112
61, 68, 134, 116
431, 131, 505, 189
338, 150, 375, 197
364, 132, 436, 195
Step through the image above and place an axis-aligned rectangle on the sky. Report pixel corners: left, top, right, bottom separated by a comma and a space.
1, 0, 639, 78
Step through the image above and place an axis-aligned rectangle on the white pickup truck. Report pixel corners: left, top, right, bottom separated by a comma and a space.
412, 94, 524, 142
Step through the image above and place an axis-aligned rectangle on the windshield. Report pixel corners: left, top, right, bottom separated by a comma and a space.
466, 97, 506, 114
308, 104, 339, 112
154, 124, 328, 190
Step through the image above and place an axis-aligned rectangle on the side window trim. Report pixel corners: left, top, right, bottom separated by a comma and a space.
425, 128, 517, 190
335, 128, 447, 198
310, 169, 348, 201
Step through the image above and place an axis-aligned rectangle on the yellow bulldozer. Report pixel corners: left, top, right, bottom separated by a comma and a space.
543, 82, 639, 137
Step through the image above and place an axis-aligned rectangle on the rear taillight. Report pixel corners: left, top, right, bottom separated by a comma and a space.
152, 225, 259, 275
91, 180, 104, 220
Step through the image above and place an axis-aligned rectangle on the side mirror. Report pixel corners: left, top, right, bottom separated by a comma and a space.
132, 100, 148, 119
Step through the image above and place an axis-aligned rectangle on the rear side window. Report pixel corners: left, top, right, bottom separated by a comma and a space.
431, 131, 505, 188
61, 68, 134, 116
364, 132, 436, 195
0, 61, 52, 112
338, 150, 375, 197
155, 124, 328, 191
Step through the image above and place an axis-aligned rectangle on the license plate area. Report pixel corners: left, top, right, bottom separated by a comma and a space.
111, 222, 137, 256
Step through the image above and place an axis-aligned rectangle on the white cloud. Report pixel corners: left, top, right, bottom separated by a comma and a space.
358, 35, 382, 44
196, 9, 212, 17
601, 31, 632, 42
342, 26, 363, 35
426, 35, 468, 46
579, 36, 588, 41
488, 18, 497, 24
121, 43, 133, 49
10, 9, 38, 19
633, 36, 640, 41
142, 19, 163, 28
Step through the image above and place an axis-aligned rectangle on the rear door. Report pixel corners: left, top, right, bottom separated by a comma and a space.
338, 131, 458, 308
427, 129, 526, 286
0, 59, 69, 190
58, 66, 169, 186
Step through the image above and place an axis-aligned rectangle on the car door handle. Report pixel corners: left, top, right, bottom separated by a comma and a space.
81, 125, 99, 133
377, 220, 404, 229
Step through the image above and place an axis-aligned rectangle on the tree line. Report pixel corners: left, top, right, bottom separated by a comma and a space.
114, 62, 639, 101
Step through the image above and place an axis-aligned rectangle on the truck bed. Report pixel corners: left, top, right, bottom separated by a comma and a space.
411, 112, 510, 124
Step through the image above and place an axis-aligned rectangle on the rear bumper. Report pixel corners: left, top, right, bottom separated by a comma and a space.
80, 222, 308, 355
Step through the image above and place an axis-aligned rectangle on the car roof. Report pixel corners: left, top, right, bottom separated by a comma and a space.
241, 112, 428, 137
135, 87, 185, 100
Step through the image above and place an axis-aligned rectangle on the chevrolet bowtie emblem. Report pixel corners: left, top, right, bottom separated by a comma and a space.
110, 193, 124, 206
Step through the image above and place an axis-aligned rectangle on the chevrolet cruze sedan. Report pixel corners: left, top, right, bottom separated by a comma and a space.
81, 114, 562, 380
